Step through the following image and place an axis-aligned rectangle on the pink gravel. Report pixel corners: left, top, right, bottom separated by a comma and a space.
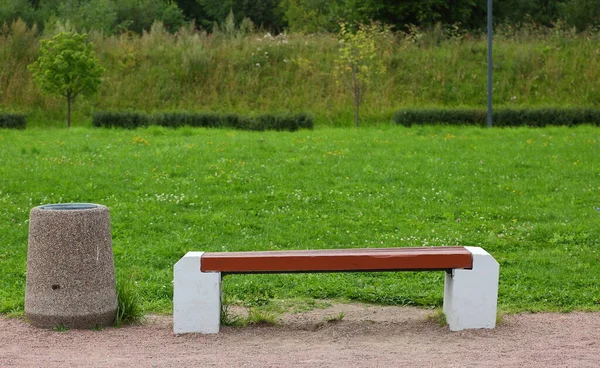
1, 303, 599, 367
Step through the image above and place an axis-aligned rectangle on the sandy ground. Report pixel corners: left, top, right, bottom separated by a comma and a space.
1, 303, 599, 368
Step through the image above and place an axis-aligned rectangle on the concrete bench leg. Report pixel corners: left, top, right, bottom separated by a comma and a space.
173, 252, 221, 334
443, 246, 499, 331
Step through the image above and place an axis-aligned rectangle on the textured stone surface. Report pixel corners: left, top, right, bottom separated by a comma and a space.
25, 204, 117, 329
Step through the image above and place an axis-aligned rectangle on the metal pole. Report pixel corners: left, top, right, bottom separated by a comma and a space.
487, 0, 493, 127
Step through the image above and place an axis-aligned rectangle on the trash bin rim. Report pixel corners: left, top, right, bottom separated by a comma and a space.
37, 203, 100, 211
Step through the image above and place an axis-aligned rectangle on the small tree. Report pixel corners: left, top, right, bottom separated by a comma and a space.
335, 22, 386, 127
29, 32, 104, 128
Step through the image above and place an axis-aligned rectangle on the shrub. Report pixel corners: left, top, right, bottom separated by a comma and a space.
0, 113, 26, 129
253, 113, 314, 131
92, 111, 151, 129
220, 113, 251, 129
93, 111, 314, 131
392, 108, 600, 127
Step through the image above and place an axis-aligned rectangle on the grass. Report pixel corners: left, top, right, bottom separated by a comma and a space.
0, 125, 599, 316
221, 304, 279, 327
427, 309, 506, 328
427, 310, 448, 327
325, 312, 345, 323
2, 21, 600, 128
114, 277, 145, 326
53, 325, 69, 332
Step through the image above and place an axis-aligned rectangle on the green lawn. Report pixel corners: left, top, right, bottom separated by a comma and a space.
1, 125, 599, 314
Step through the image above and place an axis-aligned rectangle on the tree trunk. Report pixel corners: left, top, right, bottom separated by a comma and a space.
66, 93, 72, 129
354, 92, 360, 128
352, 66, 360, 128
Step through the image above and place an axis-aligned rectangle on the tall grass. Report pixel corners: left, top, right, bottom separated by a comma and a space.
1, 20, 600, 127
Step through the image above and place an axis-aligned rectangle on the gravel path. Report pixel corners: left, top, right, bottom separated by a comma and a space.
1, 303, 599, 367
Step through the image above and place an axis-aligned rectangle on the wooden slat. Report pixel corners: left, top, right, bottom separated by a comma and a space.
200, 247, 472, 274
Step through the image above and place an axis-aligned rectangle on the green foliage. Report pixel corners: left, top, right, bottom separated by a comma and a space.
211, 10, 255, 40
2, 0, 600, 35
560, 0, 600, 31
246, 113, 314, 131
8, 0, 187, 34
0, 0, 45, 28
93, 111, 314, 131
0, 113, 26, 129
153, 112, 221, 128
279, 0, 334, 33
198, 0, 284, 32
113, 0, 186, 33
335, 22, 387, 127
392, 108, 600, 127
28, 31, 104, 128
2, 24, 600, 128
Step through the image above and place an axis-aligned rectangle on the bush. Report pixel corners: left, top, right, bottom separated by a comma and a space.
253, 113, 314, 131
220, 113, 251, 129
392, 108, 600, 127
153, 112, 222, 128
93, 111, 314, 131
0, 113, 26, 129
92, 111, 151, 129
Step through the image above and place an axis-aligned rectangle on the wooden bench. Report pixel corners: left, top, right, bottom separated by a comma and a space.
173, 246, 499, 334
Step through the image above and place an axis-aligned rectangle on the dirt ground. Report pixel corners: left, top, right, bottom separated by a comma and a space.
1, 303, 599, 367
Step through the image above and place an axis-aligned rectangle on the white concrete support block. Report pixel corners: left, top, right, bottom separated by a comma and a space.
173, 252, 221, 334
443, 246, 499, 331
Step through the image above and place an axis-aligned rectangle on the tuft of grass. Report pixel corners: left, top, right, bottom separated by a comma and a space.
53, 325, 69, 332
427, 309, 448, 327
221, 303, 279, 327
114, 279, 145, 326
496, 312, 505, 326
220, 304, 247, 327
5, 306, 24, 319
324, 312, 345, 323
246, 308, 278, 326
427, 309, 506, 328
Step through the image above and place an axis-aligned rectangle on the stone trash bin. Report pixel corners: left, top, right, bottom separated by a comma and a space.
25, 203, 117, 329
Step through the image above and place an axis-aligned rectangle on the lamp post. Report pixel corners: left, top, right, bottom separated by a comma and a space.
487, 0, 493, 127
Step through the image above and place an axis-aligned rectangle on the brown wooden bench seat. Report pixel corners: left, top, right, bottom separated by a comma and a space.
201, 247, 473, 274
